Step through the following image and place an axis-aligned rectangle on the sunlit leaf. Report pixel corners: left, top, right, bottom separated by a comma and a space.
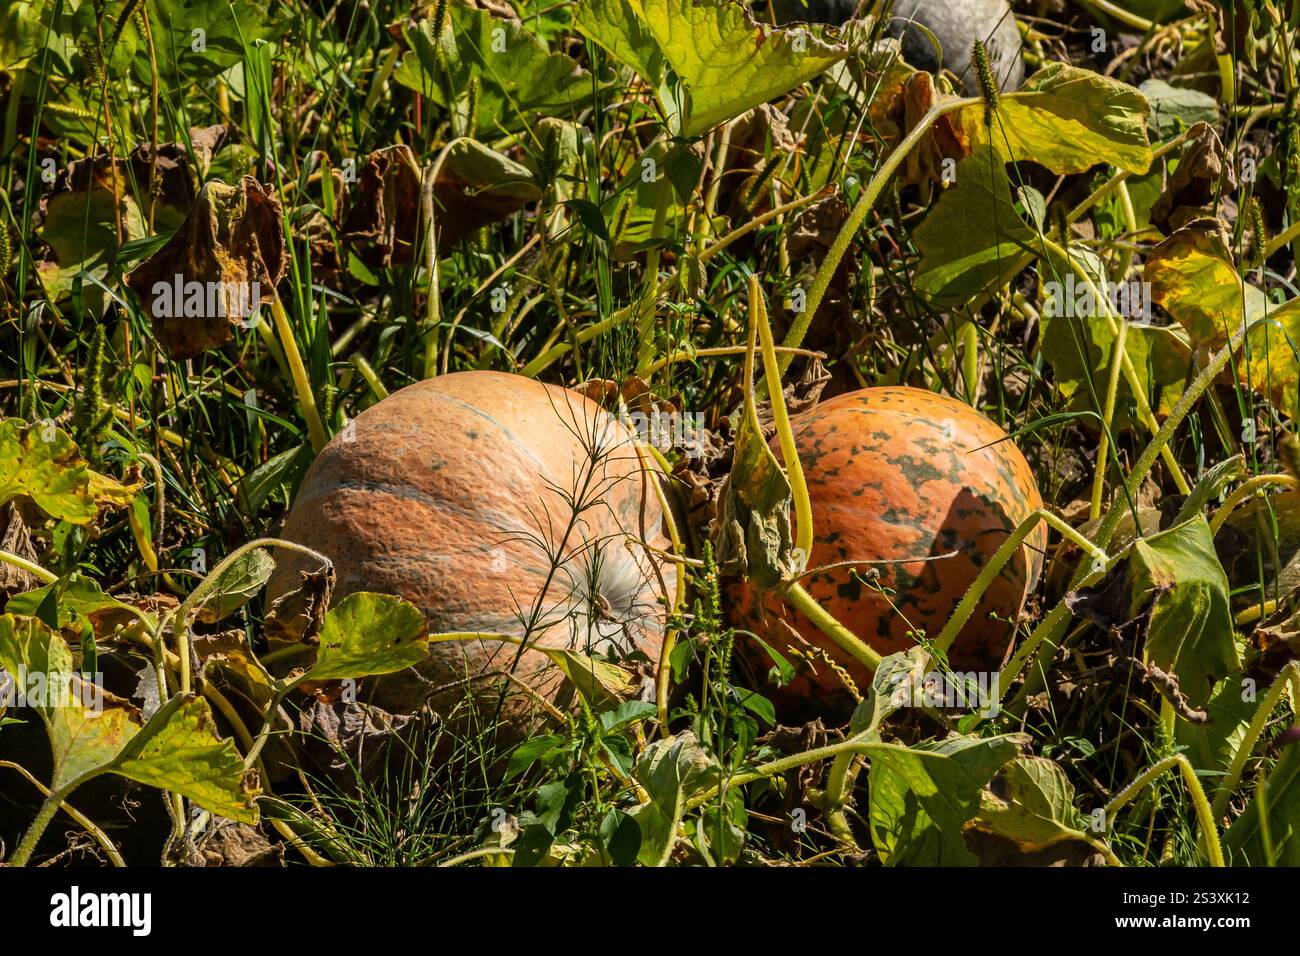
966, 62, 1152, 175
393, 6, 590, 134
0, 615, 257, 817
1145, 221, 1300, 416
304, 591, 428, 681
539, 646, 636, 705
867, 733, 1023, 866
195, 548, 275, 624
0, 419, 137, 524
576, 0, 865, 136
110, 693, 259, 823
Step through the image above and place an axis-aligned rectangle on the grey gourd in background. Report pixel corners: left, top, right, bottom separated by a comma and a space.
888, 0, 1024, 94
767, 0, 1024, 96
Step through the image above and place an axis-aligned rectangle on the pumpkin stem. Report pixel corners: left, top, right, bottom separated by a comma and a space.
750, 274, 814, 563
786, 582, 883, 673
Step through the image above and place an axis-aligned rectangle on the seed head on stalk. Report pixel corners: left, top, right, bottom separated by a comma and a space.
972, 39, 999, 128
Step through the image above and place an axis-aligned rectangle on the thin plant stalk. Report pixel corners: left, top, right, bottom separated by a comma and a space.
1105, 753, 1224, 867
269, 295, 329, 453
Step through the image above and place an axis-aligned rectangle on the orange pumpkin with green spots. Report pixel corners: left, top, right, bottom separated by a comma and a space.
728, 387, 1046, 716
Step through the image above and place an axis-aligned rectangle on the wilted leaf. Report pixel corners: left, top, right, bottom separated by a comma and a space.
193, 629, 276, 710
305, 591, 428, 681
340, 144, 422, 269
869, 68, 971, 188
264, 563, 335, 646
714, 402, 802, 592
126, 176, 286, 360
576, 0, 865, 137
0, 503, 39, 595
432, 139, 541, 247
1150, 123, 1235, 235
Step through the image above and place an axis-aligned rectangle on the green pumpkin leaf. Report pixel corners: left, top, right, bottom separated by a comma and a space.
602, 138, 702, 260
599, 807, 643, 866
1223, 738, 1300, 866
393, 7, 591, 135
971, 755, 1097, 854
629, 731, 721, 866
694, 787, 747, 864
195, 548, 275, 624
849, 647, 928, 738
1175, 674, 1257, 775
1127, 516, 1239, 709
0, 614, 119, 788
305, 591, 428, 681
575, 0, 864, 137
0, 615, 257, 819
7, 574, 157, 636
141, 0, 287, 83
0, 1, 51, 72
1173, 455, 1246, 526
110, 693, 258, 823
913, 143, 1037, 308
1144, 221, 1267, 340
1139, 79, 1221, 139
866, 733, 1024, 866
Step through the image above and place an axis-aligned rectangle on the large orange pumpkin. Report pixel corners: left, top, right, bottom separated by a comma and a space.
728, 387, 1045, 715
266, 371, 675, 725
